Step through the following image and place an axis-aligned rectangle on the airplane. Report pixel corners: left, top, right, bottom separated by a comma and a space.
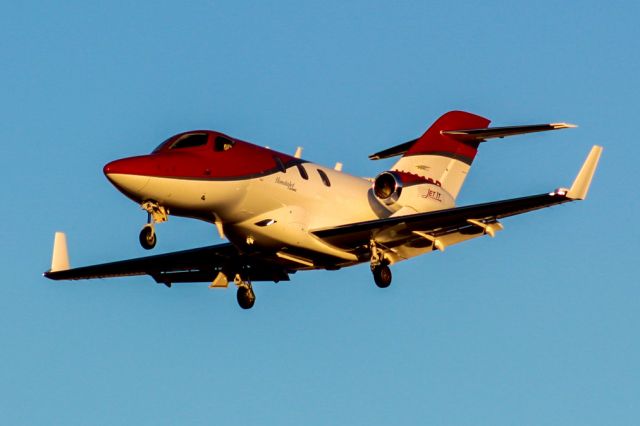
44, 110, 602, 309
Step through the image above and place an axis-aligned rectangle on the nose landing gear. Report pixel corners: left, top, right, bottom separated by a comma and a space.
139, 201, 168, 250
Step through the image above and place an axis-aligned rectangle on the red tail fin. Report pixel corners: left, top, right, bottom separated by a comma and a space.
404, 110, 491, 164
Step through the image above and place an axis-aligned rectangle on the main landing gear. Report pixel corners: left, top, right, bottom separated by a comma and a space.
234, 274, 255, 309
139, 201, 168, 250
209, 271, 257, 309
237, 285, 256, 309
370, 240, 392, 288
372, 263, 392, 288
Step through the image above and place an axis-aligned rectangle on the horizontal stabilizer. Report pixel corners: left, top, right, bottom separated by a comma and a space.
368, 139, 417, 160
442, 122, 576, 142
369, 122, 576, 160
567, 145, 603, 200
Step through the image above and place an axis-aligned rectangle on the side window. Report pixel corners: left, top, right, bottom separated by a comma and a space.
296, 164, 309, 180
214, 136, 235, 152
170, 133, 209, 149
274, 157, 286, 173
317, 169, 331, 187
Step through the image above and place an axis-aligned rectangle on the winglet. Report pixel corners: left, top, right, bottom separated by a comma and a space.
50, 232, 70, 272
550, 122, 578, 129
567, 145, 603, 200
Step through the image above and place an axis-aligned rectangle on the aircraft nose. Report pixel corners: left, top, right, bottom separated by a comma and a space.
103, 156, 151, 194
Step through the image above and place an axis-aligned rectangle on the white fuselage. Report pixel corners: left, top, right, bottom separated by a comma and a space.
109, 160, 456, 265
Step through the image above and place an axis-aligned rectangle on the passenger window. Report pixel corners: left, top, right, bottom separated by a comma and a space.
296, 164, 309, 180
170, 133, 209, 149
317, 169, 331, 187
214, 136, 235, 152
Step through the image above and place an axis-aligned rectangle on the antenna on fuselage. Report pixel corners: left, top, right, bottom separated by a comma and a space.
294, 147, 303, 158
334, 162, 343, 171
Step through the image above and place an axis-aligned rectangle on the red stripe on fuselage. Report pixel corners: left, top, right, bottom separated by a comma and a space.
104, 131, 302, 181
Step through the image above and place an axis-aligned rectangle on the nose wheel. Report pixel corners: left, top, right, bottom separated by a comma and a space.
139, 224, 156, 250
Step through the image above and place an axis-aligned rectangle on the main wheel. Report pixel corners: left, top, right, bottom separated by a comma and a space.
372, 264, 392, 288
139, 225, 156, 250
236, 286, 256, 309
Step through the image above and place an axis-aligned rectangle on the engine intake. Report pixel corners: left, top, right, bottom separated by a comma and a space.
373, 171, 402, 205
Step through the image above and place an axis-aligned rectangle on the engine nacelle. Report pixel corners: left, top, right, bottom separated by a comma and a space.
373, 171, 455, 212
373, 171, 403, 205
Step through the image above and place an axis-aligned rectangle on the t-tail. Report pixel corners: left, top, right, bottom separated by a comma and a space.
369, 110, 577, 200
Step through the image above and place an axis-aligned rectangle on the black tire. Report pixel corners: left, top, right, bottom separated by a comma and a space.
139, 226, 156, 250
373, 264, 392, 288
236, 287, 256, 309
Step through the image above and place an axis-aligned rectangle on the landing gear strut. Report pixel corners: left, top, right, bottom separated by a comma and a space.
139, 201, 168, 250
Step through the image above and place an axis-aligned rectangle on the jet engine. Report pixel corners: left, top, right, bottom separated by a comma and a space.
373, 171, 403, 205
372, 171, 455, 213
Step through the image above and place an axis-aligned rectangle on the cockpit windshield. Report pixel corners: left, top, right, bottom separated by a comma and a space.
170, 133, 209, 149
152, 133, 209, 153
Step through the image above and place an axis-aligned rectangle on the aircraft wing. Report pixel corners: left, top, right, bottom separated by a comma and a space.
313, 192, 570, 250
44, 242, 291, 285
315, 145, 602, 251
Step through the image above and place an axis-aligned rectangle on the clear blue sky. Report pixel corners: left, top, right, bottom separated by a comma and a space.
1, 1, 639, 424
